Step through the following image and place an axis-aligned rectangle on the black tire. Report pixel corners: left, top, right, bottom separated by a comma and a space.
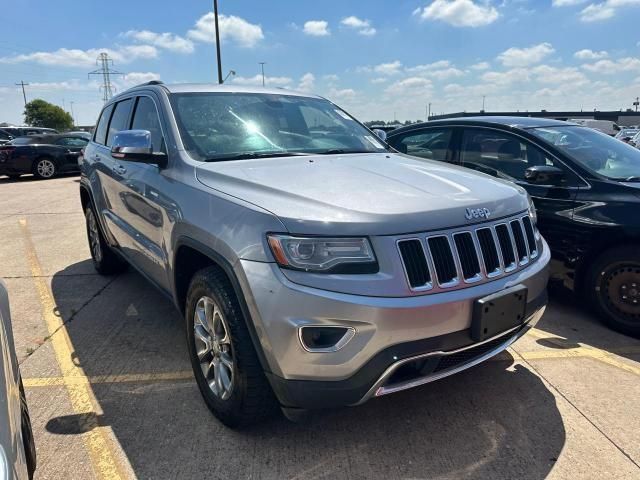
84, 207, 127, 275
32, 157, 57, 179
586, 246, 640, 337
19, 379, 36, 479
185, 266, 277, 427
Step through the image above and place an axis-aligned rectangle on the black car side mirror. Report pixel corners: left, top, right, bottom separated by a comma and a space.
524, 165, 565, 185
111, 130, 167, 168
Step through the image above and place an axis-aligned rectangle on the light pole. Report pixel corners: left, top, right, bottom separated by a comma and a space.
259, 62, 266, 86
482, 95, 486, 112
70, 101, 75, 126
223, 70, 236, 83
213, 0, 223, 84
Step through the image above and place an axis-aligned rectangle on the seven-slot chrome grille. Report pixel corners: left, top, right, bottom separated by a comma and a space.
397, 213, 538, 292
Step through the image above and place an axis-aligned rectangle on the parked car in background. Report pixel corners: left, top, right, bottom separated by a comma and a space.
615, 128, 639, 142
628, 131, 640, 148
388, 117, 640, 336
0, 134, 88, 179
0, 129, 13, 146
0, 127, 58, 137
66, 131, 92, 140
80, 83, 549, 426
568, 119, 620, 136
0, 280, 36, 479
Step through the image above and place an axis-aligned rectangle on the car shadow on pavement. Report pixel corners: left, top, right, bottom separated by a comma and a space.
534, 283, 640, 357
49, 261, 566, 480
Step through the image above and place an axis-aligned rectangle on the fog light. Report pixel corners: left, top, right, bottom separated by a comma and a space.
298, 326, 355, 352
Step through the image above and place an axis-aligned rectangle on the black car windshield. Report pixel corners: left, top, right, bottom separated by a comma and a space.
169, 92, 388, 161
530, 125, 640, 181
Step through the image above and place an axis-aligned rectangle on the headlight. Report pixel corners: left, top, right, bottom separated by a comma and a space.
528, 195, 537, 226
267, 235, 377, 273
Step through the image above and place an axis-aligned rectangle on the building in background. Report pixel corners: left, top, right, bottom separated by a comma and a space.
429, 110, 640, 126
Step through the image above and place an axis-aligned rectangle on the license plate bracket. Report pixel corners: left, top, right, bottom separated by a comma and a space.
472, 285, 528, 342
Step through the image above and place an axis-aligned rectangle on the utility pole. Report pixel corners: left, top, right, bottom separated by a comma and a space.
259, 62, 266, 86
213, 0, 223, 84
70, 101, 75, 126
88, 53, 124, 103
428, 103, 432, 119
15, 80, 29, 106
482, 95, 486, 112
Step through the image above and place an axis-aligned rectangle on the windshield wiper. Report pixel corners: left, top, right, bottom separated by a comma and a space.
317, 149, 376, 155
204, 151, 310, 162
623, 176, 640, 182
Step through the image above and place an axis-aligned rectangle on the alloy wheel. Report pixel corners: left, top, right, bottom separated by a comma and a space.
193, 296, 235, 400
36, 159, 55, 178
87, 210, 102, 263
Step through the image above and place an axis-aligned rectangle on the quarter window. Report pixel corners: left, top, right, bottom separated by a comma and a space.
390, 129, 453, 162
106, 98, 133, 147
131, 96, 164, 153
94, 104, 114, 145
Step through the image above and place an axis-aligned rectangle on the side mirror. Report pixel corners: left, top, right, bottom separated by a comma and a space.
524, 165, 565, 185
372, 129, 387, 142
111, 130, 167, 168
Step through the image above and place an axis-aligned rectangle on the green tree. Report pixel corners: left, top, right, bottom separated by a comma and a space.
23, 99, 73, 131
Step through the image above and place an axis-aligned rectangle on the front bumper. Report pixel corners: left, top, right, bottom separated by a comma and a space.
237, 239, 550, 409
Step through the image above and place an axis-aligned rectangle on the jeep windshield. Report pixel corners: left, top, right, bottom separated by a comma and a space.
170, 92, 388, 161
530, 125, 640, 182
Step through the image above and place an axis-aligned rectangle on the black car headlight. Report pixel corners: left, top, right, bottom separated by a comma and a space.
267, 234, 378, 273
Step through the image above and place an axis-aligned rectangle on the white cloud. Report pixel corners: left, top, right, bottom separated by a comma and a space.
530, 65, 588, 85
327, 88, 357, 101
497, 42, 555, 67
385, 77, 433, 95
119, 72, 161, 89
0, 45, 157, 68
481, 68, 530, 85
123, 30, 194, 53
470, 61, 490, 70
341, 16, 376, 36
552, 0, 587, 5
323, 74, 339, 83
371, 77, 388, 84
574, 49, 608, 60
374, 60, 403, 75
187, 13, 264, 47
303, 20, 330, 36
581, 57, 640, 73
579, 0, 640, 22
298, 73, 315, 92
231, 75, 292, 87
406, 60, 465, 80
415, 0, 500, 27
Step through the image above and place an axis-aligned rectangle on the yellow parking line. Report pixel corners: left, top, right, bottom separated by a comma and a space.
19, 218, 132, 480
23, 371, 193, 388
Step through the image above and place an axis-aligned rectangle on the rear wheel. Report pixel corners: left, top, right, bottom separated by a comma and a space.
33, 157, 56, 179
85, 207, 127, 275
185, 266, 277, 427
587, 246, 640, 336
19, 379, 36, 479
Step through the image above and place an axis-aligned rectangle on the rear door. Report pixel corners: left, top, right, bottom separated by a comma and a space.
459, 127, 584, 269
54, 137, 88, 170
388, 127, 456, 163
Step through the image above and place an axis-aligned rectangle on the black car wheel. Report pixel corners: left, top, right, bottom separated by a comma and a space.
185, 266, 277, 427
85, 207, 127, 275
588, 246, 640, 336
33, 157, 56, 179
19, 379, 36, 479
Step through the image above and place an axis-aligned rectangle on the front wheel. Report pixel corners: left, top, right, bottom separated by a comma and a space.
33, 157, 56, 179
587, 246, 640, 337
185, 267, 277, 427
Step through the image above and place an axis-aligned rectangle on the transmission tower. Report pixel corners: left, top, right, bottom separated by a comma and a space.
88, 53, 124, 103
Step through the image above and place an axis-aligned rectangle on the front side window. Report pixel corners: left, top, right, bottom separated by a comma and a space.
56, 137, 88, 147
389, 128, 453, 161
530, 126, 640, 181
461, 129, 565, 182
131, 96, 164, 153
169, 93, 388, 161
94, 104, 114, 145
106, 98, 133, 147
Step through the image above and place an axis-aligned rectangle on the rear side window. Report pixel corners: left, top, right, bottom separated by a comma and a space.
131, 96, 164, 153
390, 128, 453, 162
56, 137, 89, 147
94, 104, 114, 145
106, 99, 133, 147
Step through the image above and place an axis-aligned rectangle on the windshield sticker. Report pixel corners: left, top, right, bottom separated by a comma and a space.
364, 135, 384, 149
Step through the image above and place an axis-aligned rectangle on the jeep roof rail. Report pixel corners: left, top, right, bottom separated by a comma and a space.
137, 80, 164, 87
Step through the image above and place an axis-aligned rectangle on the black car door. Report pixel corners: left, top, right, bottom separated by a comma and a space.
54, 137, 88, 170
458, 127, 585, 276
387, 127, 456, 164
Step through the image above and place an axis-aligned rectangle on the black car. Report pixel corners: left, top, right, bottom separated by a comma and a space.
0, 126, 58, 137
0, 134, 88, 179
388, 116, 640, 336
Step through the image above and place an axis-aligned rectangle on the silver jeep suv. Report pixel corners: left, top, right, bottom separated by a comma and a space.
80, 82, 549, 426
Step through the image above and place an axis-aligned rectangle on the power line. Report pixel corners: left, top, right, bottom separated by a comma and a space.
15, 80, 29, 106
88, 53, 124, 103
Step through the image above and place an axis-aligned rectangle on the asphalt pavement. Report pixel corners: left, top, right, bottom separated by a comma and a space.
1, 174, 639, 480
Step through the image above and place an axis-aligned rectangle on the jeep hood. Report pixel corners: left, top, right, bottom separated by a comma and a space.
195, 152, 529, 236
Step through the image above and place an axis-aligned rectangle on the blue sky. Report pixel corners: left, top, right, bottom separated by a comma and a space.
1, 0, 639, 125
